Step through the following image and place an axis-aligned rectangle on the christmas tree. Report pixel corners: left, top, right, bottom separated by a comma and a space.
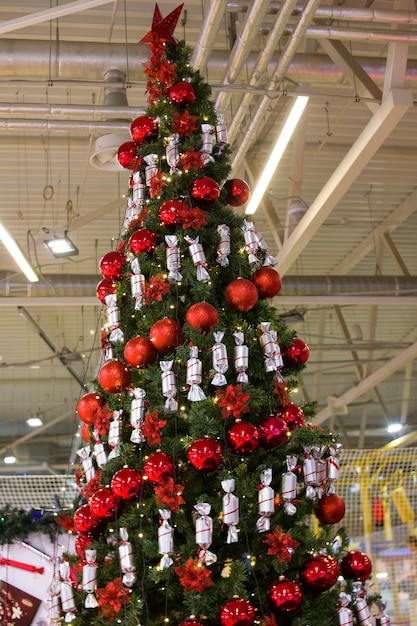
54, 5, 387, 626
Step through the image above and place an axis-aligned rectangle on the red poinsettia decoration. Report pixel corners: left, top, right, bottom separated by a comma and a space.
96, 577, 131, 619
94, 404, 113, 437
175, 557, 214, 593
142, 275, 171, 305
263, 526, 300, 563
141, 409, 167, 446
80, 470, 104, 500
154, 477, 185, 513
177, 205, 208, 230
150, 170, 165, 197
272, 376, 289, 405
56, 513, 75, 533
172, 110, 198, 137
215, 383, 250, 419
180, 147, 204, 172
262, 615, 279, 626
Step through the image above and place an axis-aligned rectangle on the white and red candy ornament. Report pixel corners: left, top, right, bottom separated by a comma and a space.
257, 468, 275, 532
166, 133, 180, 173
195, 503, 217, 565
47, 573, 61, 624
59, 561, 76, 623
217, 224, 231, 267
338, 593, 353, 626
132, 171, 146, 208
76, 446, 95, 483
160, 360, 178, 413
201, 123, 215, 164
131, 258, 146, 310
212, 331, 228, 386
185, 235, 210, 283
352, 582, 372, 626
233, 331, 249, 384
303, 446, 317, 500
258, 322, 283, 373
327, 443, 342, 494
186, 345, 206, 401
144, 153, 158, 186
82, 549, 98, 609
282, 456, 298, 515
93, 429, 107, 469
165, 235, 182, 284
215, 114, 227, 153
242, 220, 259, 268
376, 600, 390, 626
104, 293, 124, 343
158, 509, 174, 569
129, 387, 146, 444
119, 528, 136, 587
107, 409, 123, 460
222, 478, 239, 543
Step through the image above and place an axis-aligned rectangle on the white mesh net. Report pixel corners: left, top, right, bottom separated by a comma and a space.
0, 475, 77, 511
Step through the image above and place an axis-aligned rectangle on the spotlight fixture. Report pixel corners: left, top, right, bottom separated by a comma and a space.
26, 416, 44, 427
4, 452, 16, 464
387, 423, 402, 434
44, 231, 78, 258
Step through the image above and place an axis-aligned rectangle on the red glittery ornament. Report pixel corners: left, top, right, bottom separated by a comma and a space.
96, 277, 117, 304
167, 81, 196, 108
143, 451, 174, 484
111, 468, 143, 500
149, 318, 184, 353
282, 338, 310, 367
299, 554, 339, 593
187, 438, 223, 473
117, 140, 138, 170
98, 360, 131, 393
251, 267, 282, 299
219, 598, 256, 626
124, 336, 158, 369
77, 392, 104, 425
185, 302, 219, 333
89, 487, 118, 521
258, 415, 289, 449
73, 504, 99, 535
159, 199, 187, 227
224, 179, 250, 207
275, 403, 305, 430
99, 251, 126, 280
315, 493, 346, 525
266, 579, 303, 616
226, 421, 260, 456
190, 177, 220, 208
130, 115, 159, 144
225, 278, 258, 312
340, 551, 372, 581
129, 228, 157, 255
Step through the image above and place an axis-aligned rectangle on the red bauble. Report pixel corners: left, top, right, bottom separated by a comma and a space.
74, 533, 92, 558
258, 415, 289, 449
226, 421, 260, 456
185, 302, 219, 333
77, 392, 104, 425
340, 551, 372, 581
282, 338, 310, 366
81, 423, 91, 443
124, 336, 157, 369
73, 504, 99, 535
225, 278, 258, 312
275, 403, 304, 430
167, 81, 196, 108
224, 179, 250, 207
129, 228, 157, 255
99, 251, 126, 280
89, 487, 118, 521
251, 267, 282, 299
180, 619, 206, 626
190, 177, 220, 208
96, 277, 116, 304
267, 579, 303, 616
149, 318, 184, 353
219, 598, 256, 626
187, 438, 223, 473
130, 115, 159, 144
299, 554, 339, 593
143, 451, 174, 484
98, 360, 131, 393
159, 199, 187, 227
315, 493, 346, 525
117, 140, 138, 170
111, 468, 143, 500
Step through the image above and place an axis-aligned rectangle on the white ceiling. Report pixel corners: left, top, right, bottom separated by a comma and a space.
0, 0, 417, 472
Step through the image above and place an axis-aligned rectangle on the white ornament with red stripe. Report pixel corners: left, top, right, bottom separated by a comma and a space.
242, 219, 259, 267
352, 583, 372, 626
123, 197, 136, 232
222, 479, 239, 543
160, 360, 178, 413
338, 593, 353, 626
158, 509, 174, 569
119, 528, 136, 587
59, 561, 76, 623
257, 469, 275, 532
215, 114, 227, 153
144, 154, 158, 186
217, 224, 230, 267
303, 446, 317, 500
201, 123, 215, 164
131, 258, 146, 310
282, 455, 298, 515
129, 387, 146, 443
185, 235, 210, 283
376, 600, 390, 626
258, 322, 283, 372
233, 331, 249, 384
195, 503, 217, 565
212, 331, 228, 386
93, 429, 107, 469
166, 133, 180, 173
47, 573, 61, 623
104, 293, 124, 343
76, 446, 95, 483
107, 409, 123, 460
253, 225, 277, 267
82, 549, 98, 609
132, 171, 146, 207
314, 445, 328, 498
165, 235, 182, 284
186, 345, 206, 401
327, 443, 342, 494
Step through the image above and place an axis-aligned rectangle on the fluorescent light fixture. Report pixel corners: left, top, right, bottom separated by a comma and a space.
44, 231, 78, 258
26, 416, 43, 427
4, 454, 16, 465
0, 222, 39, 282
387, 423, 402, 434
245, 95, 309, 215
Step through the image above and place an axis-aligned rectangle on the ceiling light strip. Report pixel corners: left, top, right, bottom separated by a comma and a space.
0, 222, 38, 283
